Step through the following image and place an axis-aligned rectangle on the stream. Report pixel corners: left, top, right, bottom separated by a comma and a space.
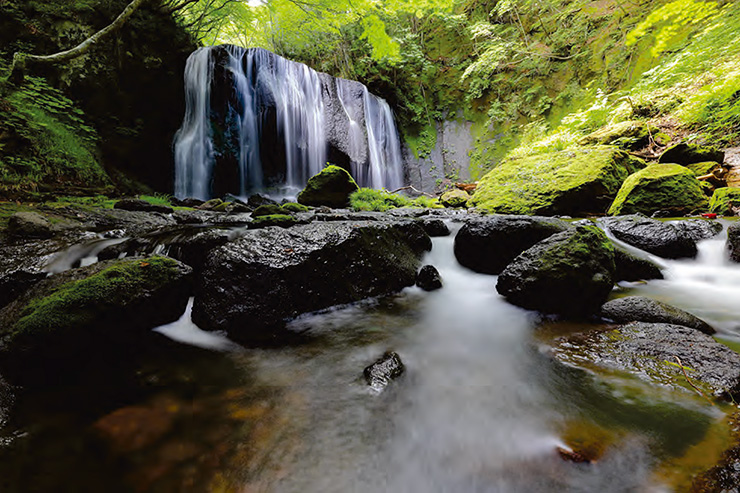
1, 220, 739, 492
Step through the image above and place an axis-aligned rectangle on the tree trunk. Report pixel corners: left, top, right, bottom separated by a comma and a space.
8, 0, 151, 84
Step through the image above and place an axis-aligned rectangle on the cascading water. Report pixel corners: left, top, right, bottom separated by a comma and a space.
173, 46, 406, 200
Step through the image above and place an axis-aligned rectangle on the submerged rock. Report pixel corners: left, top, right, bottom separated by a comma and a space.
470, 146, 644, 215
297, 165, 359, 208
496, 225, 615, 316
192, 221, 431, 341
0, 256, 192, 386
416, 265, 443, 291
603, 215, 697, 259
364, 352, 404, 390
608, 164, 708, 216
613, 248, 663, 282
7, 212, 55, 239
551, 322, 740, 399
454, 215, 570, 275
600, 296, 715, 334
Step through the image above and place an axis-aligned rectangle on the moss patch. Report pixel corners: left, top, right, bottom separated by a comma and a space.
608, 164, 708, 216
249, 214, 299, 228
470, 146, 644, 215
297, 165, 359, 208
578, 121, 653, 150
8, 257, 184, 343
280, 202, 309, 213
709, 188, 740, 216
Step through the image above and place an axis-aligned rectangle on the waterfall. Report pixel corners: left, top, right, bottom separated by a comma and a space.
173, 46, 406, 200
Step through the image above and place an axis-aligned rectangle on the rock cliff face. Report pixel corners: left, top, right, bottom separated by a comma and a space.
174, 46, 405, 199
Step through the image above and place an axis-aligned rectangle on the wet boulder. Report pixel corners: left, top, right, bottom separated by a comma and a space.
7, 212, 55, 239
600, 296, 715, 334
608, 164, 708, 216
416, 265, 443, 291
454, 215, 570, 275
551, 322, 740, 399
613, 248, 664, 282
470, 146, 644, 215
603, 215, 697, 259
364, 352, 404, 390
417, 217, 450, 237
192, 221, 431, 341
0, 270, 47, 310
0, 256, 192, 386
658, 143, 725, 166
114, 198, 173, 214
669, 218, 723, 241
496, 225, 615, 316
728, 222, 740, 263
249, 214, 300, 229
297, 165, 359, 208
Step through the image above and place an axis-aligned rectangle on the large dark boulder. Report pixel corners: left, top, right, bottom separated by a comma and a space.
192, 221, 431, 341
0, 270, 47, 310
669, 218, 723, 241
613, 248, 664, 282
454, 215, 570, 275
0, 256, 192, 386
551, 322, 740, 399
600, 296, 715, 334
496, 225, 615, 316
603, 215, 698, 259
297, 165, 360, 208
417, 218, 450, 237
729, 222, 740, 263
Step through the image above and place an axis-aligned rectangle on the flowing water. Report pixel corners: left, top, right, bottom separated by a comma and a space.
173, 47, 405, 200
2, 222, 737, 492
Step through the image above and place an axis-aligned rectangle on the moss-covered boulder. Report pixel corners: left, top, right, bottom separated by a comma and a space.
281, 202, 310, 213
470, 146, 644, 215
578, 121, 653, 150
193, 221, 431, 342
709, 187, 740, 216
454, 215, 570, 275
658, 143, 724, 166
496, 225, 615, 316
249, 214, 300, 229
440, 189, 470, 208
686, 161, 722, 177
252, 204, 286, 217
608, 164, 708, 216
0, 256, 192, 385
297, 165, 359, 208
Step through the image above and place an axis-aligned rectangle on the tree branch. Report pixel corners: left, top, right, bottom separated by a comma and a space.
9, 0, 151, 84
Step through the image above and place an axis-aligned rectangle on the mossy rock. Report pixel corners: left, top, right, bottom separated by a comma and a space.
297, 165, 359, 208
281, 202, 309, 213
0, 256, 192, 385
249, 214, 299, 228
470, 146, 645, 215
658, 143, 724, 166
197, 198, 224, 211
608, 164, 708, 216
252, 204, 286, 217
709, 188, 740, 216
496, 225, 615, 316
440, 189, 470, 208
578, 121, 653, 150
685, 161, 721, 177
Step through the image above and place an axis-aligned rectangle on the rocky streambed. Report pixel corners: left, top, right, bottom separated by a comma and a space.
1, 202, 740, 491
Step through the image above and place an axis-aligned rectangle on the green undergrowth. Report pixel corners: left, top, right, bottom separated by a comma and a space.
10, 256, 182, 340
0, 61, 111, 197
349, 188, 442, 212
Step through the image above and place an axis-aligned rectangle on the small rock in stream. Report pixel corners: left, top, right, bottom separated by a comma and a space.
416, 265, 443, 291
364, 352, 404, 390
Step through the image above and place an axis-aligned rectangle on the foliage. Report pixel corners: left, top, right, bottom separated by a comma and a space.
350, 187, 442, 210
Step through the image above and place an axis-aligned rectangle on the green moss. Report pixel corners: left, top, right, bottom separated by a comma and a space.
440, 189, 470, 208
608, 164, 709, 216
297, 165, 359, 208
470, 146, 644, 215
252, 204, 286, 217
709, 188, 740, 216
249, 214, 299, 228
350, 188, 410, 212
10, 257, 182, 341
578, 121, 653, 150
686, 161, 721, 177
281, 202, 309, 213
